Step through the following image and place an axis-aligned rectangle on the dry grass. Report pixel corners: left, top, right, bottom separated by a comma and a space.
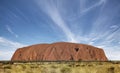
0, 61, 120, 73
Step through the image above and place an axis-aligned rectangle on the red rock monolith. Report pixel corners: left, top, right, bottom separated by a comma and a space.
11, 42, 108, 61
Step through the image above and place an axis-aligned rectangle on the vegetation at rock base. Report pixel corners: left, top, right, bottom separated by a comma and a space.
0, 61, 120, 73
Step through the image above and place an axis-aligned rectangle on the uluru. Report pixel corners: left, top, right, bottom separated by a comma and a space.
11, 42, 108, 61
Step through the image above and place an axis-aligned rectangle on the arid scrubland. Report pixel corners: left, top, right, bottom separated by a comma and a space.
0, 61, 120, 73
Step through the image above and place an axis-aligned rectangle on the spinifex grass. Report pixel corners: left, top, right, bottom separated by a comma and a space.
0, 61, 120, 73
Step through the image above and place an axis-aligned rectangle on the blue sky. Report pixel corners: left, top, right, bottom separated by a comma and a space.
0, 0, 120, 60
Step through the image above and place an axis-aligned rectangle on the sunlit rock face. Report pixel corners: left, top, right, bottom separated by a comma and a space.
11, 42, 108, 61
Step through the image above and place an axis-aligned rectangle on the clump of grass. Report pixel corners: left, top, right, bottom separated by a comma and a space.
41, 67, 48, 73
50, 69, 57, 73
108, 67, 114, 73
3, 65, 11, 69
51, 65, 58, 69
60, 67, 71, 73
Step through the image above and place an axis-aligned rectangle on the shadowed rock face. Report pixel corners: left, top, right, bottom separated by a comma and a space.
11, 42, 108, 61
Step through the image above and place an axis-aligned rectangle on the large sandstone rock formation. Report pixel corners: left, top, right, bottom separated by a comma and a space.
11, 42, 108, 61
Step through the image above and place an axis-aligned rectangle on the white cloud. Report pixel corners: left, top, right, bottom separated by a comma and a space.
0, 51, 14, 60
89, 41, 94, 45
118, 42, 120, 44
6, 25, 18, 38
95, 45, 120, 60
37, 0, 78, 43
0, 37, 25, 49
80, 0, 106, 14
110, 25, 118, 29
47, 9, 77, 42
104, 48, 120, 60
0, 37, 26, 60
36, 0, 107, 43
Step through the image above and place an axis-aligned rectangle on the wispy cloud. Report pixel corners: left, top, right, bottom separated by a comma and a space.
0, 37, 25, 49
97, 45, 120, 60
6, 25, 18, 38
36, 0, 108, 43
80, 0, 107, 15
80, 0, 106, 14
0, 51, 14, 60
46, 8, 77, 42
0, 37, 26, 60
37, 0, 78, 42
